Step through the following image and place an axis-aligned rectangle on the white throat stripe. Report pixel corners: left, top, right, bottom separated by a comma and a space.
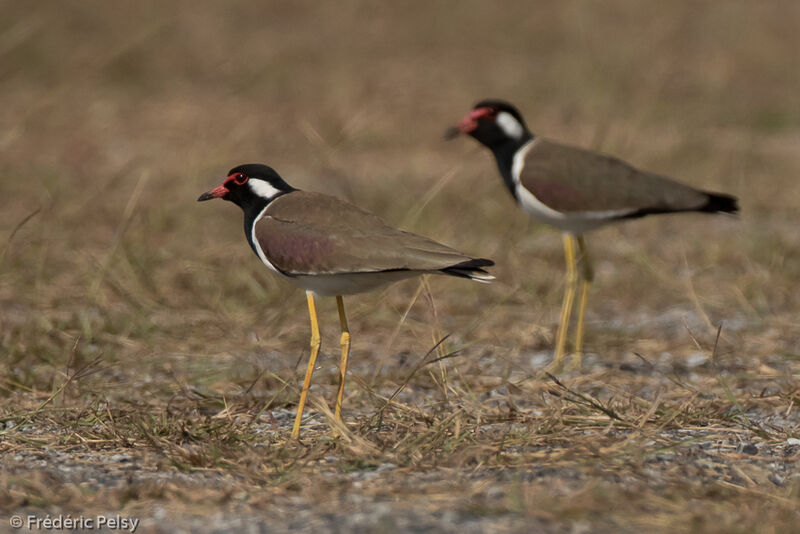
496, 111, 524, 140
512, 139, 536, 187
250, 206, 281, 274
249, 180, 281, 199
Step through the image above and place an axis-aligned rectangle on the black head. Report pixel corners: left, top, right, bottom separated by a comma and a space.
444, 99, 532, 149
197, 164, 295, 211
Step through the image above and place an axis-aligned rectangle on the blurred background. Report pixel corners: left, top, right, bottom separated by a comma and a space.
1, 1, 799, 531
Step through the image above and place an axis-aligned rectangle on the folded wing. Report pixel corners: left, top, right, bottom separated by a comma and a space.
520, 139, 719, 217
254, 191, 492, 276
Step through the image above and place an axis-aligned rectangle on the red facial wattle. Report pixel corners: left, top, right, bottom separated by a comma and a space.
198, 172, 250, 202
460, 107, 494, 133
444, 107, 494, 139
224, 172, 249, 187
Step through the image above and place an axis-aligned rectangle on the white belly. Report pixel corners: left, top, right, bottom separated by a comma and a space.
288, 270, 425, 296
516, 185, 627, 234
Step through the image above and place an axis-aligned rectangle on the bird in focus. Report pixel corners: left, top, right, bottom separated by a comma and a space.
198, 163, 494, 438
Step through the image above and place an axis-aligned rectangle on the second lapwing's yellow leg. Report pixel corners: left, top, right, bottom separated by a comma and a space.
573, 235, 594, 369
554, 234, 578, 367
334, 295, 351, 423
291, 291, 322, 439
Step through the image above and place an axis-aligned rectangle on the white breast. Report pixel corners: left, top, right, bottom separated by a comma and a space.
250, 208, 283, 275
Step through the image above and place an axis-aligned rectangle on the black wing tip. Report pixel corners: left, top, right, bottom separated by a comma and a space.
701, 192, 739, 215
453, 257, 495, 269
441, 258, 495, 282
621, 191, 740, 221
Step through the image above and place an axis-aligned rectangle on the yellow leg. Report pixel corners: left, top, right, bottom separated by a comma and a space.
554, 234, 578, 367
334, 295, 351, 424
291, 291, 322, 439
573, 236, 593, 369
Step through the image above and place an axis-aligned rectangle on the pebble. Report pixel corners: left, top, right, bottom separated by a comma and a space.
686, 352, 708, 368
769, 474, 785, 486
529, 352, 551, 367
739, 443, 758, 455
375, 463, 396, 472
486, 486, 505, 500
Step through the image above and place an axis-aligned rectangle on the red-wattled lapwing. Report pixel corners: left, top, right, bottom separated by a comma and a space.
446, 100, 738, 368
198, 164, 494, 437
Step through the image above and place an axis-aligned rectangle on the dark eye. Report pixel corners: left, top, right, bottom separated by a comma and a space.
234, 173, 248, 185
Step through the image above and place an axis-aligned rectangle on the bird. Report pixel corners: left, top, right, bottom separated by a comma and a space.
198, 163, 494, 438
445, 99, 738, 368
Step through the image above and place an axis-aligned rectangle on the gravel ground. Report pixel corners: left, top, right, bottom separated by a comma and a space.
4, 412, 799, 533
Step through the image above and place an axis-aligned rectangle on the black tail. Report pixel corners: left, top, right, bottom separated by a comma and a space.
701, 192, 739, 214
441, 258, 495, 283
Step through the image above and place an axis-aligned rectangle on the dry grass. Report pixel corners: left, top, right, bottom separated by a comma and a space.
1, 1, 799, 532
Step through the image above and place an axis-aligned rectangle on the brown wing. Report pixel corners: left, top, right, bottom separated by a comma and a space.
519, 139, 709, 214
254, 191, 479, 275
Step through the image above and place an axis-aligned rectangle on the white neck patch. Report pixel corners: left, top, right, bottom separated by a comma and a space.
496, 111, 524, 140
249, 179, 281, 200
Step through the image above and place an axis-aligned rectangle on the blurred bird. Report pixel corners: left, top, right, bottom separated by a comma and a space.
198, 164, 494, 438
446, 100, 738, 368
